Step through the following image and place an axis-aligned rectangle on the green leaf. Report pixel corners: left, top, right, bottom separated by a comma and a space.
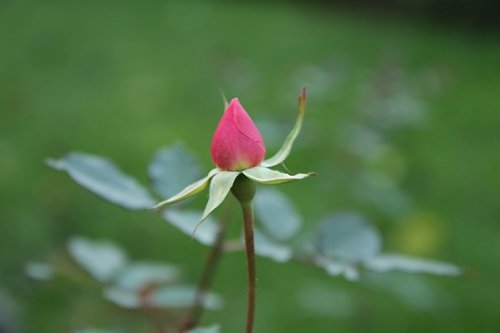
253, 229, 293, 263
254, 187, 302, 241
103, 287, 141, 309
363, 254, 462, 276
260, 87, 307, 167
47, 152, 155, 210
162, 209, 218, 246
104, 284, 223, 310
67, 236, 127, 283
25, 262, 53, 281
316, 212, 381, 262
74, 329, 123, 333
152, 285, 223, 310
186, 324, 221, 333
242, 167, 313, 185
193, 171, 240, 236
322, 260, 360, 281
148, 142, 202, 199
151, 168, 220, 210
113, 262, 181, 290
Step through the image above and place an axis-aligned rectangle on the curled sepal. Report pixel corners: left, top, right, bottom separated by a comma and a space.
151, 168, 220, 210
242, 167, 314, 185
260, 87, 307, 168
192, 171, 241, 237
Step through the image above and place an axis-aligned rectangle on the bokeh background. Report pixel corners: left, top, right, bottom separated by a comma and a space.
1, 0, 499, 332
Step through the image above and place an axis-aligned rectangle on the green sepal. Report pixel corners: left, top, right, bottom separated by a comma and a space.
151, 168, 220, 210
260, 87, 307, 168
242, 167, 314, 185
192, 171, 240, 238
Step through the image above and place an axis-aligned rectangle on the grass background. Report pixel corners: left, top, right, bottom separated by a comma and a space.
1, 0, 499, 332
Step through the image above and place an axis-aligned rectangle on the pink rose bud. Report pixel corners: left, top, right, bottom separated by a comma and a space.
210, 98, 266, 171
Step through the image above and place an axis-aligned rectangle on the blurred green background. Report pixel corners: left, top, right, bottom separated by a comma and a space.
1, 0, 499, 332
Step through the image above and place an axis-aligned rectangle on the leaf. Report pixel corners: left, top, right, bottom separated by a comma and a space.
47, 152, 156, 210
67, 236, 127, 283
113, 262, 181, 290
253, 229, 293, 263
25, 262, 53, 281
363, 254, 462, 276
152, 285, 223, 310
162, 209, 218, 246
254, 187, 302, 241
260, 87, 307, 167
186, 324, 221, 333
103, 285, 222, 310
193, 171, 240, 235
74, 329, 123, 333
316, 212, 382, 262
242, 167, 314, 185
317, 259, 360, 281
151, 168, 220, 210
148, 142, 202, 199
103, 287, 141, 309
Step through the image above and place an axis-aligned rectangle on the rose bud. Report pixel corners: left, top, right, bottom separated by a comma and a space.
210, 98, 266, 171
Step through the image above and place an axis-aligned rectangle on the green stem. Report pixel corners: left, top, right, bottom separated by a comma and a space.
241, 201, 256, 333
230, 174, 257, 333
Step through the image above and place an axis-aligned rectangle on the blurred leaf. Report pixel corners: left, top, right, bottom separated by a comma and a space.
47, 152, 155, 210
186, 325, 221, 333
364, 254, 462, 276
253, 229, 293, 263
162, 209, 218, 246
74, 329, 123, 333
148, 142, 202, 199
152, 285, 223, 310
243, 167, 313, 185
104, 285, 223, 310
254, 187, 302, 241
316, 212, 382, 262
103, 287, 141, 309
151, 168, 220, 210
25, 262, 53, 281
319, 260, 360, 281
67, 236, 127, 283
261, 87, 307, 168
343, 266, 360, 281
113, 262, 181, 290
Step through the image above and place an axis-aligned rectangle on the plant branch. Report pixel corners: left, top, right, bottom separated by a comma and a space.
183, 199, 235, 330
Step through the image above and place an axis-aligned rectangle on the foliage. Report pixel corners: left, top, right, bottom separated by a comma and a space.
31, 142, 461, 331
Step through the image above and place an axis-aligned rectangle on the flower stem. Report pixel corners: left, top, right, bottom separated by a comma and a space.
230, 174, 258, 333
241, 201, 256, 333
